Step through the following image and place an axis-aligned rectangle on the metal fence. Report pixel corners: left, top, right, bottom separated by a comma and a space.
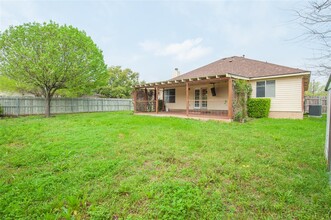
0, 96, 133, 116
304, 96, 327, 114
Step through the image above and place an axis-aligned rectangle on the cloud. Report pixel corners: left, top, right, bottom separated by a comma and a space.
139, 38, 212, 62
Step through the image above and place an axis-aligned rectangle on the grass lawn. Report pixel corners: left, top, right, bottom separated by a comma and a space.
0, 112, 330, 219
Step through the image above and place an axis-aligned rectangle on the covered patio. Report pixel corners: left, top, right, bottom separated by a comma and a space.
133, 74, 234, 121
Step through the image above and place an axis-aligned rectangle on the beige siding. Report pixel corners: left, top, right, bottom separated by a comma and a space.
166, 87, 186, 110
165, 81, 228, 111
250, 76, 303, 112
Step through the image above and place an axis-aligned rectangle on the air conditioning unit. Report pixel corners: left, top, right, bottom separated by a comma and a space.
309, 105, 322, 117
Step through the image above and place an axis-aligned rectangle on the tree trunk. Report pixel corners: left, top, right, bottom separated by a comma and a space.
45, 93, 51, 117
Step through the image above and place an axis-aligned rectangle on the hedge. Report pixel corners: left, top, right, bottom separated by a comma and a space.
247, 98, 271, 118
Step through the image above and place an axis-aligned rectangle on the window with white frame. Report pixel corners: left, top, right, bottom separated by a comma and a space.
164, 89, 176, 103
256, 80, 275, 97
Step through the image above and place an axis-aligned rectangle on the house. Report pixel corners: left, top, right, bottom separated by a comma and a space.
133, 56, 310, 120
325, 76, 331, 171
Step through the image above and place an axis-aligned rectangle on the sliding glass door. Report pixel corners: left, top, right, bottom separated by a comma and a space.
194, 88, 207, 109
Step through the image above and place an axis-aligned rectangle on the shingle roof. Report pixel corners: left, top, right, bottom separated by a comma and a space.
172, 56, 309, 80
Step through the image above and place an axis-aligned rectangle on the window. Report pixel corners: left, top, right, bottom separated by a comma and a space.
201, 88, 208, 108
194, 89, 200, 108
164, 89, 176, 103
256, 80, 275, 97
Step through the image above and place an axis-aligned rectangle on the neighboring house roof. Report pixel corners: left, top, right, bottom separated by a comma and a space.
172, 56, 309, 81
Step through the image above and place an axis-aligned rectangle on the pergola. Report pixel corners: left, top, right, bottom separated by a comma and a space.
133, 73, 235, 119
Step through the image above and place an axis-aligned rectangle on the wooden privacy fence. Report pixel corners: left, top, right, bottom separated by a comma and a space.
0, 96, 133, 116
304, 96, 327, 114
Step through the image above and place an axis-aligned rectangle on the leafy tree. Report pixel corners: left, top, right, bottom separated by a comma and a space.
233, 79, 252, 122
97, 66, 139, 98
0, 75, 43, 96
305, 80, 328, 96
0, 21, 108, 117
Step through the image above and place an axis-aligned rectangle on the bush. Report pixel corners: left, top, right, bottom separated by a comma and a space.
247, 98, 271, 118
158, 99, 164, 111
233, 79, 252, 122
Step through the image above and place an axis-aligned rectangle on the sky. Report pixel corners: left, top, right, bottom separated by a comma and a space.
0, 0, 325, 83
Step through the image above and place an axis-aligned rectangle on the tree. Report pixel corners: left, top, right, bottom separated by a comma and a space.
233, 79, 252, 122
305, 80, 328, 96
0, 75, 43, 96
0, 21, 108, 117
97, 66, 139, 98
296, 0, 331, 77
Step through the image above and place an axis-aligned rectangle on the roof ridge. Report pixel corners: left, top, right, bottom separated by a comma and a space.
238, 56, 305, 71
171, 56, 242, 80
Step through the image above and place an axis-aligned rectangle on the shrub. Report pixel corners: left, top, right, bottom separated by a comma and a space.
234, 111, 243, 122
247, 98, 271, 118
158, 99, 164, 111
233, 79, 252, 122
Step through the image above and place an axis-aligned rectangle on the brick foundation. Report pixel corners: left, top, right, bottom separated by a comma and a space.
268, 111, 303, 119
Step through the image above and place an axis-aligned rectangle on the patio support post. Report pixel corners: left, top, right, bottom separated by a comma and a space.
227, 78, 233, 119
186, 82, 189, 116
133, 89, 137, 113
155, 87, 159, 113
144, 88, 148, 112
162, 89, 165, 111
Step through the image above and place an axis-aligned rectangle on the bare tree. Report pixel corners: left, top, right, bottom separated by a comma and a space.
296, 0, 331, 77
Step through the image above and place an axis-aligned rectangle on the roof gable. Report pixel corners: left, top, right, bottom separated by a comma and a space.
172, 56, 308, 81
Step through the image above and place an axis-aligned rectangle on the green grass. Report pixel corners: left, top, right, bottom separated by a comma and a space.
0, 112, 330, 219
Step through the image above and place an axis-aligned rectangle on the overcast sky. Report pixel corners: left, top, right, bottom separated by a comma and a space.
0, 0, 324, 83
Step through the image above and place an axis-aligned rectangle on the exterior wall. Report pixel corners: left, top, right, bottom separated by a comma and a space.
250, 76, 304, 118
165, 86, 186, 110
164, 81, 228, 111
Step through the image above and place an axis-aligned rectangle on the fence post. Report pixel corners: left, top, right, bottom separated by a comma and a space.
87, 99, 90, 113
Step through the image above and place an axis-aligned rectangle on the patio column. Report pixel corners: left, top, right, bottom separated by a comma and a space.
144, 88, 148, 112
227, 78, 233, 119
162, 89, 165, 111
155, 87, 159, 113
133, 89, 137, 113
186, 82, 189, 116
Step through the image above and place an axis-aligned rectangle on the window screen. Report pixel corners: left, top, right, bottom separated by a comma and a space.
164, 89, 176, 103
256, 80, 275, 98
265, 80, 275, 97
256, 81, 265, 97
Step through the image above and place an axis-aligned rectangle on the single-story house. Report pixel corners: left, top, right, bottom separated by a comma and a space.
325, 75, 331, 171
133, 56, 310, 120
